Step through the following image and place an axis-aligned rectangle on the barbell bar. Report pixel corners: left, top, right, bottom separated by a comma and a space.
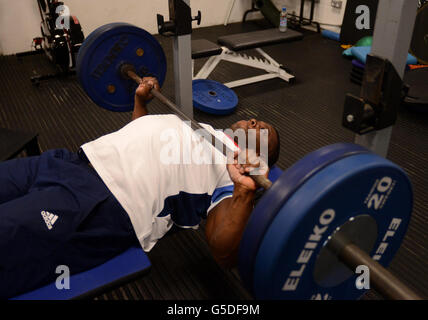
328, 231, 421, 300
76, 23, 423, 300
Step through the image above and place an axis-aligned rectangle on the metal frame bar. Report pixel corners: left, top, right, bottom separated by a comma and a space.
224, 0, 236, 26
354, 0, 419, 157
328, 232, 422, 300
172, 0, 194, 119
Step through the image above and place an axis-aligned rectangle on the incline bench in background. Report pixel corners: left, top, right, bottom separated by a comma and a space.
192, 28, 303, 88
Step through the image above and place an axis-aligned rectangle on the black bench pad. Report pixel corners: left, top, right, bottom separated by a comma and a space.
0, 128, 40, 161
218, 28, 303, 51
192, 39, 222, 59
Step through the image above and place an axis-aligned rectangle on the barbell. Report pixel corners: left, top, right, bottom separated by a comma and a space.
76, 23, 423, 300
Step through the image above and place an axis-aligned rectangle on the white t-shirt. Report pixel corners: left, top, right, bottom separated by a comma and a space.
81, 114, 238, 251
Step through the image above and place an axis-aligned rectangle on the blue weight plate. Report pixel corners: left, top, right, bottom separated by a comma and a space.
254, 153, 413, 299
76, 23, 126, 83
192, 79, 238, 115
77, 23, 167, 112
238, 143, 370, 294
268, 166, 283, 183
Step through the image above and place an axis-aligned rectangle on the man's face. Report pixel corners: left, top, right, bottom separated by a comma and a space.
230, 119, 278, 161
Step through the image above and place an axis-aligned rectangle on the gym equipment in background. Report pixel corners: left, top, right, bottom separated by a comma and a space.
404, 1, 428, 112
350, 46, 418, 65
354, 36, 373, 47
403, 67, 428, 112
156, 0, 201, 119
341, 36, 372, 58
30, 0, 84, 85
243, 0, 280, 27
192, 79, 238, 115
192, 29, 302, 89
343, 0, 419, 158
321, 29, 340, 41
243, 0, 320, 32
348, 58, 428, 113
344, 1, 427, 113
350, 59, 365, 86
410, 1, 428, 64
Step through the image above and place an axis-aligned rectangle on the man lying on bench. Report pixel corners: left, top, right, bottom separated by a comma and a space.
0, 77, 280, 299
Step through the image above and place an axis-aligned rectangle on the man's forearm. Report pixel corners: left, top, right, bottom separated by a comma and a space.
132, 97, 149, 120
205, 185, 256, 268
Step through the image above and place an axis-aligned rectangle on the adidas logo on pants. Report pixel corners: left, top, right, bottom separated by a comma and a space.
41, 211, 58, 230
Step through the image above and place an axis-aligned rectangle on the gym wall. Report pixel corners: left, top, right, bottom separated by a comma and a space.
0, 0, 346, 55
0, 0, 254, 55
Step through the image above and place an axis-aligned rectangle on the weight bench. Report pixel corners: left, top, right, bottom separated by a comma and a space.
10, 166, 283, 300
192, 28, 303, 88
12, 247, 151, 300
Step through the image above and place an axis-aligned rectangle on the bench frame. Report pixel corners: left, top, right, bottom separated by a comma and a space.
192, 46, 295, 88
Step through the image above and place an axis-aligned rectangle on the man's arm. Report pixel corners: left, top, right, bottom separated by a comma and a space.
205, 153, 268, 268
132, 77, 160, 121
205, 185, 256, 268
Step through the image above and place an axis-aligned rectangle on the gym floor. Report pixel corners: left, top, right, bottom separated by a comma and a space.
1, 19, 427, 300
